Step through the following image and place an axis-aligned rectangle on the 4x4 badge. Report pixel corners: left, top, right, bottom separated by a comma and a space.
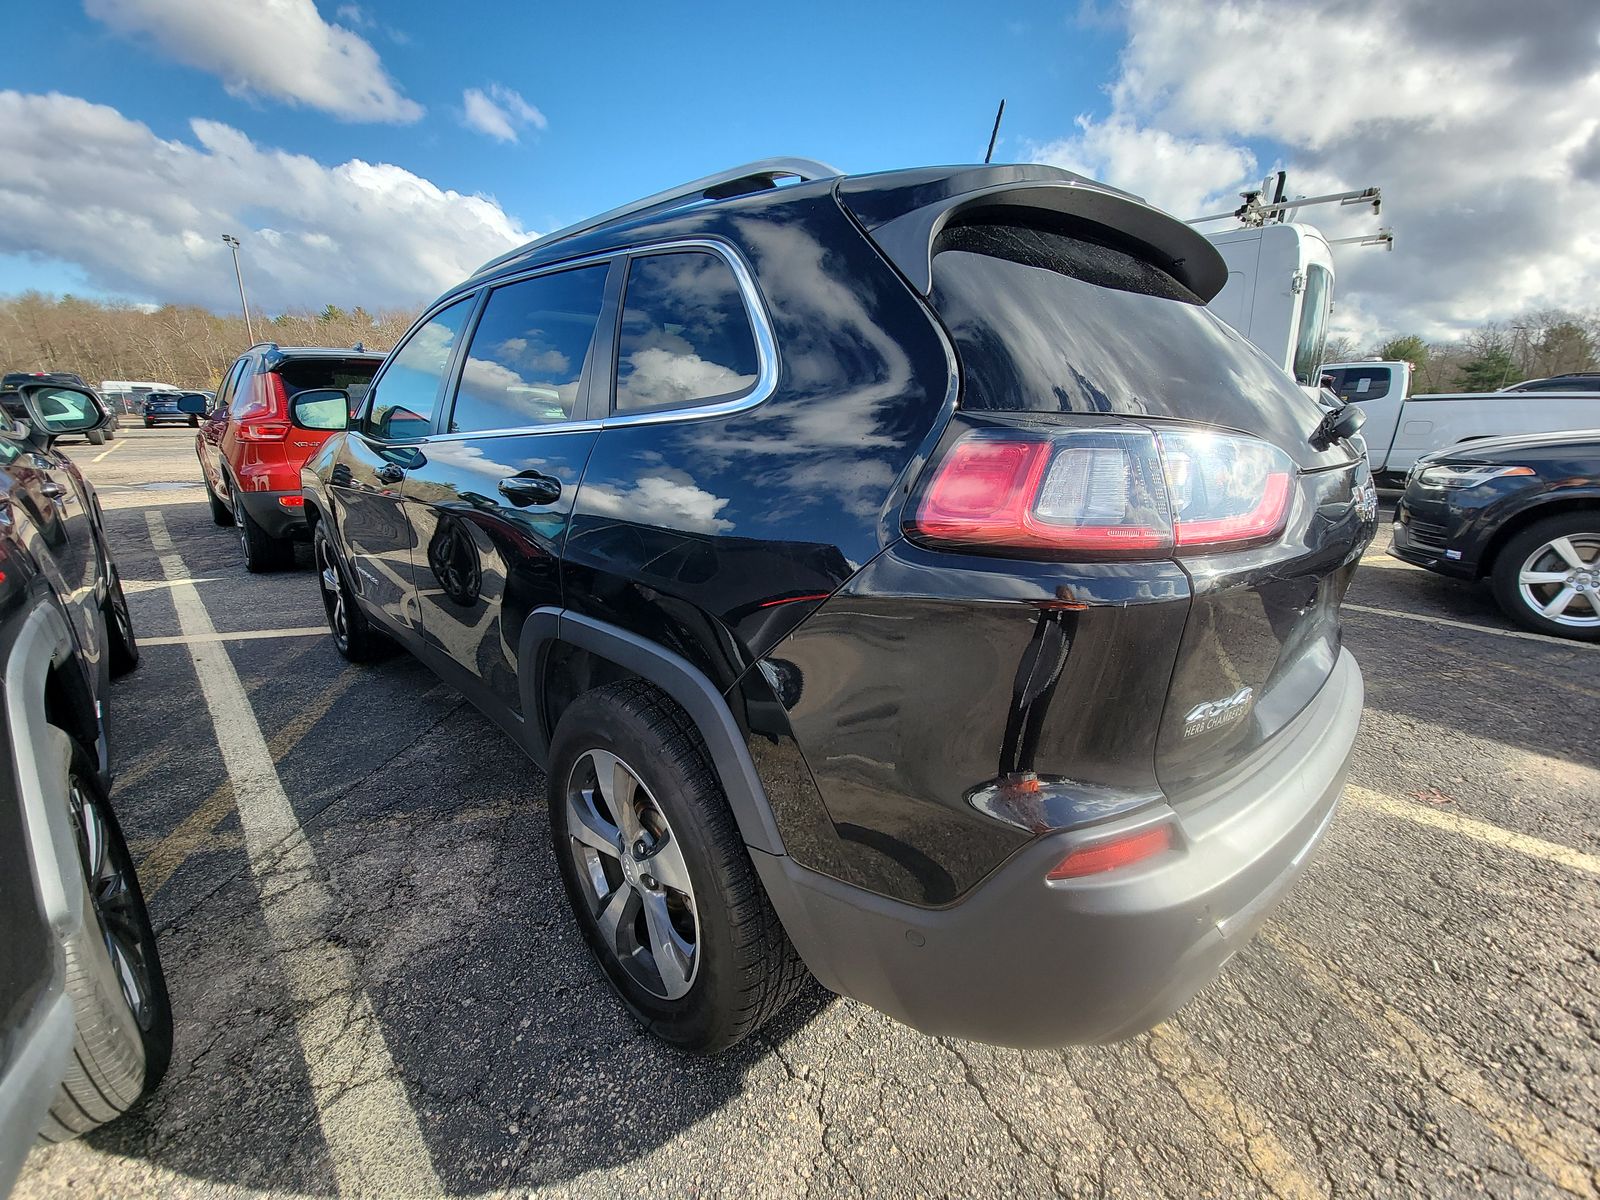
1183, 687, 1254, 738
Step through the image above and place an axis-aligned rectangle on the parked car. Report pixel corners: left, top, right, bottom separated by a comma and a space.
300, 159, 1375, 1054
193, 345, 382, 571
0, 382, 167, 1196
1, 375, 117, 445
139, 391, 197, 428
1391, 429, 1600, 639
1323, 359, 1599, 481
1504, 373, 1600, 393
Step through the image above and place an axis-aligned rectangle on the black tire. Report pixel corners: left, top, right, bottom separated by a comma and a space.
205, 476, 234, 526
548, 682, 807, 1053
231, 488, 293, 573
313, 522, 390, 662
86, 430, 106, 446
104, 566, 139, 677
1490, 512, 1600, 641
142, 420, 153, 430
188, 416, 199, 428
39, 742, 173, 1141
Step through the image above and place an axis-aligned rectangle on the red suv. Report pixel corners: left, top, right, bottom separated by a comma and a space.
195, 344, 382, 570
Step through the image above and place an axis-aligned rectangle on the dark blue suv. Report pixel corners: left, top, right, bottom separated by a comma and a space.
299, 160, 1374, 1053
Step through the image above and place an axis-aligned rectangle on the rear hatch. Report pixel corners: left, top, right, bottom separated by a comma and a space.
915, 217, 1375, 799
269, 355, 380, 464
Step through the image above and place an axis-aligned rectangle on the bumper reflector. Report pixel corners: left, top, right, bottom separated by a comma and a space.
278, 495, 306, 508
1047, 824, 1173, 880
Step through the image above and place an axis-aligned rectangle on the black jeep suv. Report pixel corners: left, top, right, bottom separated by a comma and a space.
299, 160, 1374, 1052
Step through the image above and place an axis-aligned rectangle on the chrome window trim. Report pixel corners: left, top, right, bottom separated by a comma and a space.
414, 237, 777, 442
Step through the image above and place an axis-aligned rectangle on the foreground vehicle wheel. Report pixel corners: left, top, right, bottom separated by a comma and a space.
1491, 513, 1600, 641
548, 682, 807, 1053
104, 566, 139, 677
231, 489, 293, 573
41, 746, 173, 1140
313, 523, 388, 662
205, 477, 234, 526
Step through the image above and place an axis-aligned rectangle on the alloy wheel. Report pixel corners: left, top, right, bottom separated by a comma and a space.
565, 749, 700, 1000
1517, 533, 1600, 629
232, 495, 249, 563
316, 540, 349, 649
68, 776, 155, 1030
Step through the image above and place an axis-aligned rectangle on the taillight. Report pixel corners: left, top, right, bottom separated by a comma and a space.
906, 425, 1294, 559
235, 373, 290, 442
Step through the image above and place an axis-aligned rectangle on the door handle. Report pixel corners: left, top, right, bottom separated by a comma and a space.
498, 472, 562, 507
374, 463, 405, 485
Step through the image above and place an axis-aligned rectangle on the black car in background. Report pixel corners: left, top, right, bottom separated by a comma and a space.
0, 383, 168, 1195
1392, 429, 1600, 639
140, 391, 199, 428
300, 160, 1374, 1054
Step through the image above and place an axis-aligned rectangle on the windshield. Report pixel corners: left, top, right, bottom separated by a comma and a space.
1292, 262, 1332, 386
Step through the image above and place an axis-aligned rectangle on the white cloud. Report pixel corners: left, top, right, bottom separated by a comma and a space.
0, 90, 531, 312
461, 84, 547, 144
1035, 0, 1600, 344
84, 0, 422, 123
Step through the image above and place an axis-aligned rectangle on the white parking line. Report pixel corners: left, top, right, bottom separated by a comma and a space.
141, 626, 327, 647
143, 511, 441, 1196
92, 439, 125, 463
1343, 603, 1600, 651
1346, 785, 1600, 876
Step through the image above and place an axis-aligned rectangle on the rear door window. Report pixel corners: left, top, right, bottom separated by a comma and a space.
613, 251, 759, 414
1323, 365, 1393, 402
929, 220, 1344, 468
447, 265, 609, 432
364, 299, 472, 440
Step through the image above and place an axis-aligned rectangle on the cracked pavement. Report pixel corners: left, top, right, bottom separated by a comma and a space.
15, 428, 1600, 1199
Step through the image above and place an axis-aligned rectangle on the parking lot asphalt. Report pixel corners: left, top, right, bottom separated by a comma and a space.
17, 426, 1600, 1199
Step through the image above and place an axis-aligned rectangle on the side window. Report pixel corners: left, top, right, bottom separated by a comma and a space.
363, 298, 473, 440
448, 265, 609, 433
215, 358, 247, 415
227, 359, 258, 418
614, 251, 760, 414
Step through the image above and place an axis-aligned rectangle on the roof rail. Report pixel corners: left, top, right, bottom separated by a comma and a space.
472, 157, 841, 278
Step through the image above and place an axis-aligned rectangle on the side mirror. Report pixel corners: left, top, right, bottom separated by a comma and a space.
289, 388, 350, 432
17, 384, 107, 437
177, 394, 209, 415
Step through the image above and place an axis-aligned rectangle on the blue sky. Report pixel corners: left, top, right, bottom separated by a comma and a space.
2, 1, 1596, 343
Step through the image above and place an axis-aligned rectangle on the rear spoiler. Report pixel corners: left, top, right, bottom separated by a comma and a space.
837, 165, 1228, 303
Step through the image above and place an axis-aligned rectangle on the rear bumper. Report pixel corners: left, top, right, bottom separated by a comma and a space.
141, 413, 191, 425
237, 490, 308, 539
754, 648, 1363, 1047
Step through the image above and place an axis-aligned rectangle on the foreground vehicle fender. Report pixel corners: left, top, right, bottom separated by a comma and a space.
519, 609, 786, 856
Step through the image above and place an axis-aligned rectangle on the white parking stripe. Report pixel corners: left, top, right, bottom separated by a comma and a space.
1343, 603, 1600, 651
92, 439, 125, 463
1346, 785, 1600, 876
143, 511, 441, 1196
141, 626, 327, 647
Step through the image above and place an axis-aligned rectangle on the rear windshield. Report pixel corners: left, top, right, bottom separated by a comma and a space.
277, 358, 380, 411
930, 221, 1343, 467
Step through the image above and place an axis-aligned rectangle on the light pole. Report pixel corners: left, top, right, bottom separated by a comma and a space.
221, 233, 257, 344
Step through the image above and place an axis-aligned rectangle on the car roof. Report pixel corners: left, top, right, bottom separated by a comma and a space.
463, 160, 1215, 298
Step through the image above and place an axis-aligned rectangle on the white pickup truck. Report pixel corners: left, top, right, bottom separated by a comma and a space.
1323, 360, 1600, 480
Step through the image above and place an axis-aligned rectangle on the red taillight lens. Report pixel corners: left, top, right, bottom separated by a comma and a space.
908, 429, 1172, 556
1046, 824, 1173, 880
906, 425, 1295, 558
277, 495, 305, 508
234, 373, 290, 441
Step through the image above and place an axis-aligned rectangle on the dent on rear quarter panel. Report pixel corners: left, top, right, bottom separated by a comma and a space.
766, 542, 1192, 906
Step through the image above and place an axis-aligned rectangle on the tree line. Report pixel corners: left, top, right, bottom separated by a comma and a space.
1324, 308, 1600, 392
0, 293, 417, 390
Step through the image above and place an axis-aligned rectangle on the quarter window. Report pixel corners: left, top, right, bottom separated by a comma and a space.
448, 266, 609, 433
614, 251, 759, 414
364, 298, 473, 440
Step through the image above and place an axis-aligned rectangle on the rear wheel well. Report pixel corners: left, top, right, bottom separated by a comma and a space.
1478, 498, 1600, 577
44, 653, 99, 761
540, 641, 646, 746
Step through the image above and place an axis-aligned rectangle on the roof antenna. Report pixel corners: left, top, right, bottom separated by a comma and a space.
984, 99, 1006, 164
